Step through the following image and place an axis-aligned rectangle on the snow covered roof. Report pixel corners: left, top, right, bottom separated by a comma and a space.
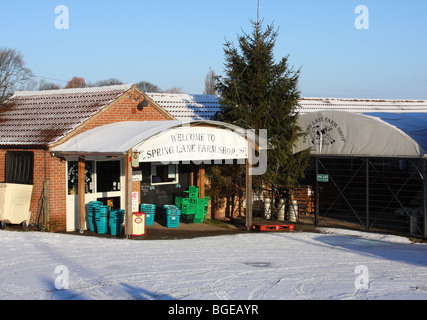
11, 84, 133, 97
0, 84, 134, 147
294, 110, 427, 158
146, 93, 222, 120
298, 97, 427, 114
2, 80, 427, 151
145, 95, 427, 120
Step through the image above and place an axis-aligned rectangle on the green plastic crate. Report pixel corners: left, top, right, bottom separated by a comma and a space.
175, 197, 189, 207
192, 198, 205, 205
193, 217, 204, 224
188, 186, 199, 193
181, 203, 196, 215
195, 207, 204, 220
180, 213, 195, 223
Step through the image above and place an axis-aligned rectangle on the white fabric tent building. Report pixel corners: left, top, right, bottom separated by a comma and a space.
293, 110, 427, 238
294, 111, 427, 158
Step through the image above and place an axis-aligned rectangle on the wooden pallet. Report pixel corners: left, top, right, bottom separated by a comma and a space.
252, 223, 294, 232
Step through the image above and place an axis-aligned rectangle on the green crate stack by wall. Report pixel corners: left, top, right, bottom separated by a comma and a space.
176, 186, 211, 223
184, 186, 199, 198
163, 205, 181, 228
141, 203, 156, 226
175, 197, 189, 207
193, 198, 205, 223
88, 201, 103, 232
95, 205, 109, 235
109, 209, 125, 236
179, 202, 194, 223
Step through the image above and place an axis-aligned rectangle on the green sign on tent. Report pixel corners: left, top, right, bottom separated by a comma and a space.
317, 174, 329, 183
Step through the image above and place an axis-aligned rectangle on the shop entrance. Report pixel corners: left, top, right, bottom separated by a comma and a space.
66, 158, 124, 231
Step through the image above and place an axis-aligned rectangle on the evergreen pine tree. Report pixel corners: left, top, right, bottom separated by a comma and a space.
214, 19, 310, 191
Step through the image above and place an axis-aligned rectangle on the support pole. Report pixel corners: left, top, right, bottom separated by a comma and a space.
125, 150, 133, 238
78, 156, 85, 233
198, 164, 205, 199
246, 142, 253, 230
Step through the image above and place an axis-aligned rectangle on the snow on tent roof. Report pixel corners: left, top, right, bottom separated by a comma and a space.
51, 120, 268, 157
144, 95, 427, 120
298, 97, 427, 114
293, 110, 427, 158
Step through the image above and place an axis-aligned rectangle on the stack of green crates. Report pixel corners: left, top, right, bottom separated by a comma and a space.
181, 202, 196, 223
193, 198, 205, 223
175, 187, 210, 224
109, 209, 125, 236
163, 205, 181, 228
95, 205, 109, 235
88, 201, 103, 232
141, 203, 156, 226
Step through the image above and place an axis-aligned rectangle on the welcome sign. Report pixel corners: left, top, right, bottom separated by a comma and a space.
134, 126, 249, 163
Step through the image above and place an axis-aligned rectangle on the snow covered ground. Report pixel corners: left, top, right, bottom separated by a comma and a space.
0, 228, 426, 300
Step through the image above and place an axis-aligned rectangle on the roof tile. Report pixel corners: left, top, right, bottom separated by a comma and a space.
0, 84, 132, 147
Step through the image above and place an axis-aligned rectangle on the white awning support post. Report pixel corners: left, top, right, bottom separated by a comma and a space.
125, 150, 133, 238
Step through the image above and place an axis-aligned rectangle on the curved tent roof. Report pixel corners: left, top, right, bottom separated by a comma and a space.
363, 112, 427, 152
52, 120, 268, 160
293, 111, 427, 158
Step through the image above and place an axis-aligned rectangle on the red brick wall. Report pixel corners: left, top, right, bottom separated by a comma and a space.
46, 155, 67, 231
1, 88, 174, 232
0, 149, 67, 231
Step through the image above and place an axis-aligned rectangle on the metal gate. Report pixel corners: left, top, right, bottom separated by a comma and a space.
304, 157, 426, 238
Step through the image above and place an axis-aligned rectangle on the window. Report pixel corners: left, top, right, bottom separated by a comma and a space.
5, 151, 34, 185
67, 161, 94, 195
67, 160, 122, 195
96, 161, 121, 192
151, 164, 178, 185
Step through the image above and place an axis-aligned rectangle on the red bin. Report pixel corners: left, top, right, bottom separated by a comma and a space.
132, 212, 146, 238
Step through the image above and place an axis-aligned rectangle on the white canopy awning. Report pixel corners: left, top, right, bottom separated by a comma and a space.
52, 120, 268, 162
293, 111, 427, 158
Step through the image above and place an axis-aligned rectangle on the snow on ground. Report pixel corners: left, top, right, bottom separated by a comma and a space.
0, 228, 426, 300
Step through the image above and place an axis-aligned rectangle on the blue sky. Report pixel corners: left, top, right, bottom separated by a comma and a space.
1, 0, 427, 99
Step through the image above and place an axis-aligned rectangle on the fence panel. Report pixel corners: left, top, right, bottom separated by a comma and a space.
302, 157, 425, 237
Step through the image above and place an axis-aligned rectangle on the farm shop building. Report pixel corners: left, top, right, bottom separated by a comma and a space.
0, 84, 262, 234
2, 84, 427, 238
